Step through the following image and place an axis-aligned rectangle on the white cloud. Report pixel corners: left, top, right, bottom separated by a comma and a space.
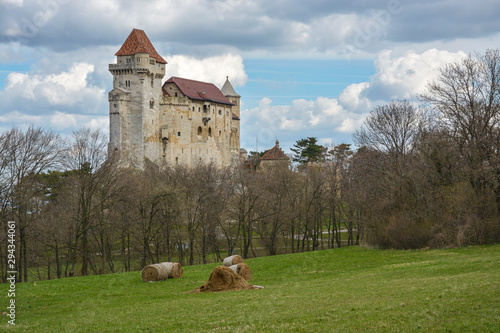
241, 48, 467, 152
0, 110, 43, 123
242, 96, 364, 148
338, 81, 372, 113
50, 112, 108, 132
4, 62, 105, 106
0, 109, 108, 133
167, 53, 248, 88
342, 49, 467, 107
0, 0, 23, 7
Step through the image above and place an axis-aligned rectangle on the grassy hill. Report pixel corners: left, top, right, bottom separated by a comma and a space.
2, 245, 499, 332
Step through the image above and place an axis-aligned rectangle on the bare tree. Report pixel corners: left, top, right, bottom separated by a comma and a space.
354, 100, 420, 157
62, 127, 113, 276
420, 49, 500, 214
0, 126, 63, 282
224, 166, 266, 258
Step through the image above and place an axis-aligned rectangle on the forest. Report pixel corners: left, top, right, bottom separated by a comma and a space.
1, 50, 499, 283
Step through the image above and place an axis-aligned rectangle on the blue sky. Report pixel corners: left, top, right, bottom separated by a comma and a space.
1, 0, 499, 155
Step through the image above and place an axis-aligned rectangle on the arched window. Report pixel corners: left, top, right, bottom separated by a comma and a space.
208, 127, 212, 137
198, 126, 202, 135
150, 98, 154, 109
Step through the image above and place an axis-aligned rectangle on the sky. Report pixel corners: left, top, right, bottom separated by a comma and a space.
0, 0, 499, 155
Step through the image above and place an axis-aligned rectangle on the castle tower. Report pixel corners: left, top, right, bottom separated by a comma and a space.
221, 77, 241, 161
108, 28, 166, 168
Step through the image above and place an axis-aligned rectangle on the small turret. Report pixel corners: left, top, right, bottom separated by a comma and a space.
221, 76, 240, 118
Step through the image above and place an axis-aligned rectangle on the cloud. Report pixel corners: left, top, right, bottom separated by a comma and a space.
0, 0, 23, 7
241, 48, 469, 152
0, 60, 107, 133
49, 112, 108, 132
4, 62, 105, 106
0, 110, 108, 133
1, 0, 498, 58
166, 53, 247, 88
241, 95, 365, 151
339, 49, 467, 112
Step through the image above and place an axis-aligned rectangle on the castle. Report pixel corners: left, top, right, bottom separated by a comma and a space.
108, 29, 241, 168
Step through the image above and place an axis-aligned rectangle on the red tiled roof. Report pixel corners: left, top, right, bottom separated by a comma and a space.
232, 113, 240, 120
115, 29, 167, 64
260, 141, 290, 160
163, 77, 233, 105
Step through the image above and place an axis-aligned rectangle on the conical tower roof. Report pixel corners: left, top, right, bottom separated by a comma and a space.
221, 76, 240, 97
115, 28, 167, 64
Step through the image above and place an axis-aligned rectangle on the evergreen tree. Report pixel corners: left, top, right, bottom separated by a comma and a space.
291, 137, 326, 164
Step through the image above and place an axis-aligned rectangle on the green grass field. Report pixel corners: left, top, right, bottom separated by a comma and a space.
2, 245, 499, 332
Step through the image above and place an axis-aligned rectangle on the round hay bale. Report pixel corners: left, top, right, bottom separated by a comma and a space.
141, 263, 169, 282
222, 255, 244, 267
169, 262, 183, 278
229, 263, 252, 281
193, 266, 258, 293
141, 262, 183, 281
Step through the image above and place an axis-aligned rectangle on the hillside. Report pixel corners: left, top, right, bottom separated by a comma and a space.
2, 245, 499, 332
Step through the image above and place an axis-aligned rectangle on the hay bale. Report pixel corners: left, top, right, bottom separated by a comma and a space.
229, 263, 252, 281
141, 262, 183, 282
193, 266, 258, 293
222, 255, 244, 267
168, 262, 184, 279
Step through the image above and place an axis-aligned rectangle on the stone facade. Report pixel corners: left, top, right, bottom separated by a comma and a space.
108, 29, 240, 168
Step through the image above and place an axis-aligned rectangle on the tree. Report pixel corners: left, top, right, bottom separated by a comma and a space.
352, 101, 429, 248
61, 128, 116, 276
354, 100, 420, 205
354, 100, 420, 157
291, 137, 326, 165
420, 49, 500, 214
0, 126, 63, 282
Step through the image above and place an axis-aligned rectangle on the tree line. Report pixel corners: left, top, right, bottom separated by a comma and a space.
0, 128, 359, 282
1, 49, 499, 283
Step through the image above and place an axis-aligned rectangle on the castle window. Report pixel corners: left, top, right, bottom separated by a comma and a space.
192, 107, 195, 112
175, 92, 178, 97
208, 127, 212, 137
125, 80, 130, 87
198, 107, 201, 112
198, 126, 202, 135
176, 157, 179, 164
150, 59, 155, 65
150, 99, 154, 109
178, 132, 181, 136
218, 110, 221, 115
219, 131, 221, 137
